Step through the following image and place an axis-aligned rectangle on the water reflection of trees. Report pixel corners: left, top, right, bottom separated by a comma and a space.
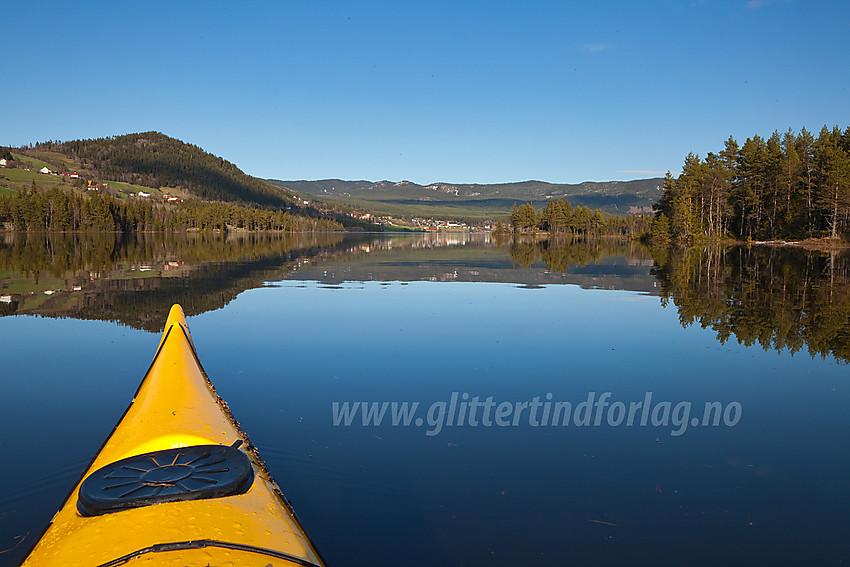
7, 233, 848, 361
651, 245, 850, 363
504, 235, 655, 271
505, 235, 850, 362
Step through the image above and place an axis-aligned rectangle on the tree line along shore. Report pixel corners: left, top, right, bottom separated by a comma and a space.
501, 199, 652, 238
0, 182, 343, 233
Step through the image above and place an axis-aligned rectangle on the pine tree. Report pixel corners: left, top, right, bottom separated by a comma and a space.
651, 213, 671, 241
797, 128, 816, 236
814, 126, 850, 239
780, 128, 802, 234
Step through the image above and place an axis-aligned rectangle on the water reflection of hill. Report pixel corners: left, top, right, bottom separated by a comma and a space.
0, 232, 347, 331
652, 245, 850, 363
0, 233, 661, 330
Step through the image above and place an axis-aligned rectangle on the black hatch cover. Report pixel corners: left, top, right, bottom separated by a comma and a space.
77, 444, 254, 516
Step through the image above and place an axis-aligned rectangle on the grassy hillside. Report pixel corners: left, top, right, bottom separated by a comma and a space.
0, 151, 179, 202
269, 178, 663, 221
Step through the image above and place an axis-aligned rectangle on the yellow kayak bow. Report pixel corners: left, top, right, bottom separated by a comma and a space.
22, 304, 325, 567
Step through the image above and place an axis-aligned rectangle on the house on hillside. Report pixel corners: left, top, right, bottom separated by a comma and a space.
39, 167, 51, 174
0, 159, 7, 167
138, 191, 151, 197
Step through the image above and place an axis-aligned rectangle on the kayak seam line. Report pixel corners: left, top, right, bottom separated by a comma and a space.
94, 538, 323, 567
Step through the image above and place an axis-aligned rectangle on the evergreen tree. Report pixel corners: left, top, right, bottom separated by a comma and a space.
780, 128, 803, 233
814, 126, 850, 239
797, 127, 816, 236
651, 213, 671, 241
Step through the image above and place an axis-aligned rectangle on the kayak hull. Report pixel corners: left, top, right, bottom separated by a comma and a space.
22, 305, 324, 567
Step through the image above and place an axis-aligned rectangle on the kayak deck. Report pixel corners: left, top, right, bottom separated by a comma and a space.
22, 305, 324, 567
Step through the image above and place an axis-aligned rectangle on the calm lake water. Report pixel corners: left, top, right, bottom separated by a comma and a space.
1, 232, 849, 566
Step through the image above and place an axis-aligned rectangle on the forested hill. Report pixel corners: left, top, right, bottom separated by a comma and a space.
31, 132, 295, 207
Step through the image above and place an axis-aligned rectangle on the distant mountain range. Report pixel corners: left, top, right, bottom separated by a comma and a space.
268, 178, 663, 221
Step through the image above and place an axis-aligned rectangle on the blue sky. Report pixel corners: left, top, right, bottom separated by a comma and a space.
2, 1, 848, 184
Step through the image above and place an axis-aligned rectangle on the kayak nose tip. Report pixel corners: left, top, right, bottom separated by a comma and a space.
159, 304, 193, 348
165, 304, 188, 330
